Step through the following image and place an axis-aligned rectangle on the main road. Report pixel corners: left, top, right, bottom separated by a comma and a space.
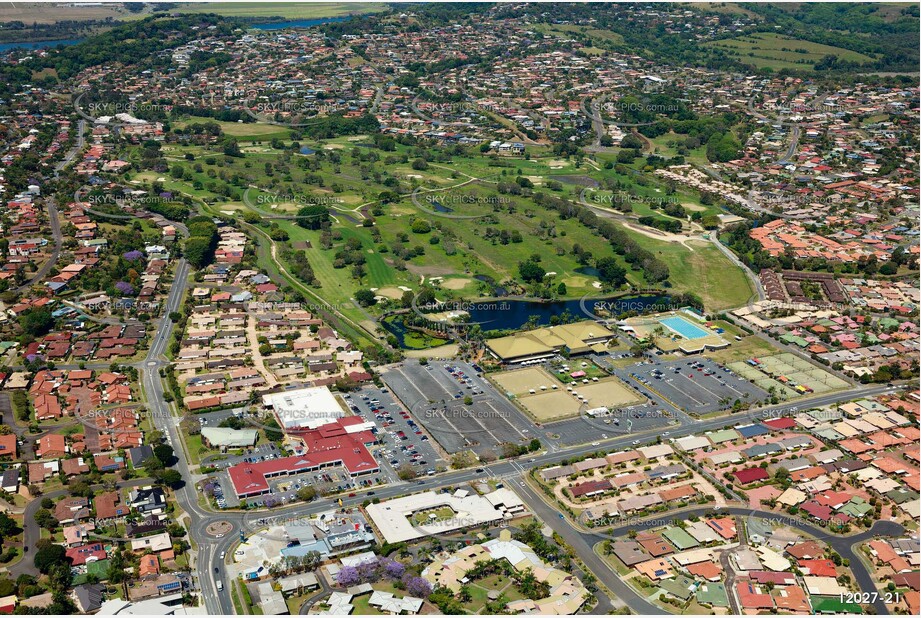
129, 257, 239, 614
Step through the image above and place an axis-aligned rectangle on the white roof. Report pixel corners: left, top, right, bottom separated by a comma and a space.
340, 551, 378, 568
480, 538, 542, 569
675, 435, 710, 451
201, 427, 258, 448
97, 594, 188, 615
262, 386, 345, 429
709, 451, 742, 465
484, 488, 524, 511
365, 491, 505, 544
129, 531, 172, 552
756, 546, 791, 572
638, 444, 674, 459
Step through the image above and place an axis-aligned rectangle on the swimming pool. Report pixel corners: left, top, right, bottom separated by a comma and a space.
660, 316, 711, 340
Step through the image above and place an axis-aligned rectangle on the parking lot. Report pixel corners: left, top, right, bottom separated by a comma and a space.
545, 399, 678, 445
194, 407, 246, 429
346, 384, 445, 478
383, 360, 542, 458
629, 357, 768, 415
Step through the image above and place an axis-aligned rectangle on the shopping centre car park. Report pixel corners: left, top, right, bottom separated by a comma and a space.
345, 384, 445, 477
543, 400, 679, 446
382, 360, 542, 457
627, 357, 769, 415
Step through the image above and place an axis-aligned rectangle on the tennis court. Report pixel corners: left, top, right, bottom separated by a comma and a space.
729, 353, 848, 398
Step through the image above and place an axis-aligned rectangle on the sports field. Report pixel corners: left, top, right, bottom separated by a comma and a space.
509, 374, 643, 422
492, 367, 560, 397
572, 379, 644, 409
518, 391, 584, 421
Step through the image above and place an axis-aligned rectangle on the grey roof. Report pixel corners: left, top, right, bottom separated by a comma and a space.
776, 457, 812, 472
611, 540, 651, 566
128, 445, 154, 467
744, 443, 782, 458
646, 464, 685, 479
74, 583, 105, 613
778, 435, 813, 449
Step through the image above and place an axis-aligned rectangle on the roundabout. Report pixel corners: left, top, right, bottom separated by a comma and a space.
206, 520, 234, 538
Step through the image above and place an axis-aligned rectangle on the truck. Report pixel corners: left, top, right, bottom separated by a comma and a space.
216, 581, 224, 592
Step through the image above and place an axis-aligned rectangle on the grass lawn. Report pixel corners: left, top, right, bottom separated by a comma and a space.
184, 433, 216, 465
173, 117, 294, 141
551, 360, 609, 382
704, 334, 781, 365
410, 506, 456, 526
624, 235, 754, 311
533, 23, 624, 45
285, 591, 313, 615
705, 32, 876, 71
461, 572, 527, 612
350, 595, 386, 615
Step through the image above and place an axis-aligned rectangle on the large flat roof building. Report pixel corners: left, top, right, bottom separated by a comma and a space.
262, 386, 345, 431
485, 321, 615, 363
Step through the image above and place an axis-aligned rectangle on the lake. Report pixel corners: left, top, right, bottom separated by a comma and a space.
0, 16, 349, 54
251, 17, 348, 30
382, 294, 671, 348
0, 39, 82, 53
464, 294, 670, 331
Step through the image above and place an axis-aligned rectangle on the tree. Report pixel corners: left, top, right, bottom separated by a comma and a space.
34, 509, 58, 531
0, 512, 18, 538
18, 307, 55, 338
355, 289, 377, 307
410, 219, 431, 234
154, 469, 183, 488
518, 260, 546, 283
296, 486, 317, 502
154, 443, 174, 467
221, 137, 242, 157
34, 544, 67, 574
396, 464, 417, 481
596, 256, 627, 287
183, 236, 215, 269
621, 133, 644, 149
295, 204, 329, 230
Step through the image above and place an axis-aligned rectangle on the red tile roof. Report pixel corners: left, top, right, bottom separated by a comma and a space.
733, 467, 769, 484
